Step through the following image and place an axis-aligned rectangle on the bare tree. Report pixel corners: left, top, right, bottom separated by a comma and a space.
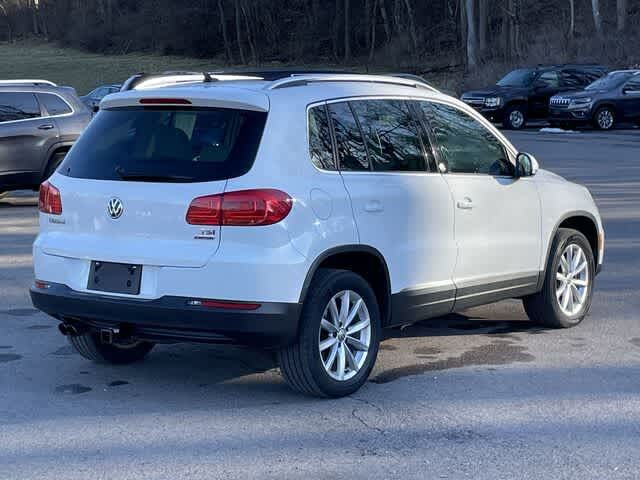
233, 0, 245, 64
0, 1, 13, 43
344, 0, 351, 61
568, 0, 575, 38
591, 0, 603, 38
218, 0, 233, 63
478, 0, 487, 53
617, 0, 627, 32
465, 0, 477, 69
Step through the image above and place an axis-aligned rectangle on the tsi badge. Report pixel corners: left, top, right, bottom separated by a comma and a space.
107, 197, 124, 220
194, 228, 216, 240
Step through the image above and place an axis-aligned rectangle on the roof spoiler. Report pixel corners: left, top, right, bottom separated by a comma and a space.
120, 71, 263, 91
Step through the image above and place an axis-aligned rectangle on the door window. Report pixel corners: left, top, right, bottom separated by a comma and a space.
0, 92, 41, 123
536, 71, 560, 88
308, 105, 336, 170
420, 102, 513, 176
37, 93, 72, 116
327, 102, 369, 171
350, 99, 429, 172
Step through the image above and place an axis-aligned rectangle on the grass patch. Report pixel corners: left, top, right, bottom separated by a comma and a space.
0, 40, 222, 95
0, 40, 461, 95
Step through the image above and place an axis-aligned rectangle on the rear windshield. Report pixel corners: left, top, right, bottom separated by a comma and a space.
60, 107, 267, 182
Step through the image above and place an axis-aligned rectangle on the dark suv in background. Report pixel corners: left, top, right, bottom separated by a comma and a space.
549, 70, 640, 130
461, 64, 606, 129
0, 80, 91, 196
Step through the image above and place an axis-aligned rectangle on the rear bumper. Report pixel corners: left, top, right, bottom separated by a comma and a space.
30, 283, 301, 348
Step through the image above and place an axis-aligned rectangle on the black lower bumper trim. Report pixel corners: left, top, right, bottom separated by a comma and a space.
30, 283, 301, 347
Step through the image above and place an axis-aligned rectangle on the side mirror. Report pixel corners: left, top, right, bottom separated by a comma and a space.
515, 152, 539, 177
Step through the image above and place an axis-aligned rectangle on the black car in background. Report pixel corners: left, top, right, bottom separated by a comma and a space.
549, 70, 640, 130
80, 83, 121, 112
0, 80, 91, 195
461, 64, 606, 129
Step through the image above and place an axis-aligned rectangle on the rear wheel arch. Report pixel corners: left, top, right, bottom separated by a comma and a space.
299, 245, 392, 327
41, 144, 73, 181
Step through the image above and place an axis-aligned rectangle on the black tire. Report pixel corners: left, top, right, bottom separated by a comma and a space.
69, 333, 155, 364
593, 106, 615, 130
502, 104, 527, 130
43, 151, 67, 180
278, 268, 381, 398
523, 228, 595, 328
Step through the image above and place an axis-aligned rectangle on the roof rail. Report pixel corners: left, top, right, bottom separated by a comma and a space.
0, 79, 57, 87
267, 74, 439, 92
120, 71, 264, 91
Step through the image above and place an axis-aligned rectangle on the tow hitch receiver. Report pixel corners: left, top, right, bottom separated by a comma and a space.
100, 327, 120, 345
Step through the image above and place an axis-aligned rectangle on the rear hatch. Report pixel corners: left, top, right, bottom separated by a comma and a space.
43, 99, 267, 268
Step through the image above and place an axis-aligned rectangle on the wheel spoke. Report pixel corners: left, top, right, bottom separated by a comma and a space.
319, 336, 337, 352
346, 336, 369, 352
321, 318, 337, 333
561, 286, 571, 310
572, 247, 582, 271
324, 343, 338, 370
339, 290, 350, 324
574, 261, 588, 275
572, 278, 588, 287
556, 282, 567, 298
567, 284, 575, 312
344, 298, 363, 328
560, 256, 570, 273
556, 272, 567, 282
337, 344, 346, 380
347, 318, 370, 336
328, 298, 340, 326
566, 247, 573, 269
571, 283, 585, 304
344, 344, 358, 372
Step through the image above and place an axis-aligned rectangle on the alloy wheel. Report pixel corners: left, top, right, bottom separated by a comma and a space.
318, 290, 371, 381
509, 110, 525, 129
556, 243, 590, 316
597, 109, 614, 130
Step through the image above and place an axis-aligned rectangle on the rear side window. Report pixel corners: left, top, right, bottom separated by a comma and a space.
624, 76, 640, 93
37, 93, 72, 116
308, 105, 335, 170
327, 102, 369, 171
420, 102, 513, 176
60, 107, 267, 182
350, 99, 428, 172
0, 92, 41, 123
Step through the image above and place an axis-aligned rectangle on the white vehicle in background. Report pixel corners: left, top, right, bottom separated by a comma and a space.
31, 71, 604, 397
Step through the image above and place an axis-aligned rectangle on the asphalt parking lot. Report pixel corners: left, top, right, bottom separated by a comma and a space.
1, 129, 639, 479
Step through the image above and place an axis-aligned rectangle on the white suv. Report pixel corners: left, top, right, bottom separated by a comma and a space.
31, 72, 604, 397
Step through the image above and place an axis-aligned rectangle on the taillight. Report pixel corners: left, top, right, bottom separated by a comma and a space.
186, 189, 292, 226
39, 181, 62, 215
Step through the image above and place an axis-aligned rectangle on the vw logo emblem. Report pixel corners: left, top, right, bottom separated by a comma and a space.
107, 197, 124, 219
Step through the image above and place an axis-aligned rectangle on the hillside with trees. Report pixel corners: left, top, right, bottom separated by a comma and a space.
0, 0, 638, 90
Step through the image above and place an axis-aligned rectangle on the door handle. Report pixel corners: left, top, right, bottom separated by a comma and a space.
364, 200, 383, 213
456, 197, 473, 210
38, 124, 55, 130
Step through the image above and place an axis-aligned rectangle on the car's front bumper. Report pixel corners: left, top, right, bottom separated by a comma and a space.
548, 107, 593, 123
30, 282, 301, 348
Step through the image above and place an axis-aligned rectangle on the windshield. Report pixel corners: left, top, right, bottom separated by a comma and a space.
497, 69, 536, 87
60, 107, 267, 182
585, 72, 634, 91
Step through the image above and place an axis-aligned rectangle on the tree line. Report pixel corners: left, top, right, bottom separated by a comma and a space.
0, 0, 638, 73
